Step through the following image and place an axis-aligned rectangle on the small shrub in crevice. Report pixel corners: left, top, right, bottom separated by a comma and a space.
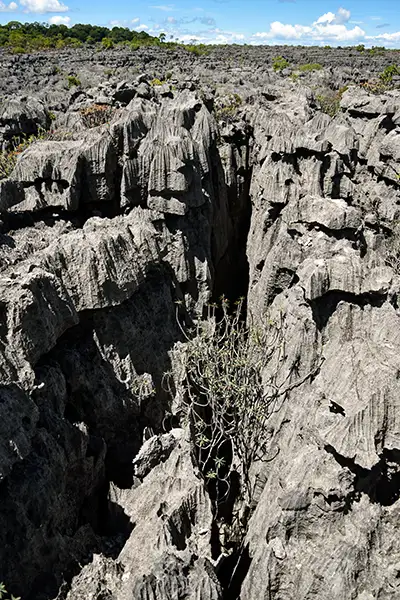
272, 56, 290, 72
215, 93, 243, 121
0, 149, 19, 179
67, 75, 81, 89
170, 297, 319, 510
0, 128, 52, 179
150, 77, 165, 86
298, 63, 323, 73
316, 86, 348, 117
79, 103, 115, 128
380, 65, 400, 86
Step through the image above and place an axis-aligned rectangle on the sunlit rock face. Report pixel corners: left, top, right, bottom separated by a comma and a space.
0, 47, 400, 600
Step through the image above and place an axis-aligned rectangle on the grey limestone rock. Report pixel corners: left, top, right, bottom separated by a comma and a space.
1, 52, 400, 600
65, 429, 222, 600
0, 95, 51, 150
241, 84, 400, 600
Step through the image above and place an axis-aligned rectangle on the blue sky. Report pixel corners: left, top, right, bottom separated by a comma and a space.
1, 0, 400, 47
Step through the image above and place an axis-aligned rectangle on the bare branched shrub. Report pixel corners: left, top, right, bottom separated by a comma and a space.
79, 104, 115, 128
172, 297, 317, 507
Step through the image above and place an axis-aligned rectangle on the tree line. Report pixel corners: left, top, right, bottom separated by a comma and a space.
0, 21, 162, 52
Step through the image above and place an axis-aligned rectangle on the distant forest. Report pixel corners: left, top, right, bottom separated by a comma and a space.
0, 21, 168, 52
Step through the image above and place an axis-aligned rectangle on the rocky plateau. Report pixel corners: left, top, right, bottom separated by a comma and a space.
0, 44, 400, 600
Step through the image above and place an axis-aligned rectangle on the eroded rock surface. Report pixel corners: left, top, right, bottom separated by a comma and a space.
0, 47, 400, 600
242, 84, 400, 600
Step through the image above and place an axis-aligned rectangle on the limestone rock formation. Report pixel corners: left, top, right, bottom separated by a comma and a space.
241, 84, 400, 600
0, 47, 400, 600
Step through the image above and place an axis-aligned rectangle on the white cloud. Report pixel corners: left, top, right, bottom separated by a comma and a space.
315, 12, 335, 25
336, 7, 351, 24
255, 22, 312, 39
150, 4, 175, 10
367, 31, 400, 43
254, 7, 366, 44
179, 33, 204, 42
314, 7, 350, 26
20, 0, 68, 13
131, 17, 140, 24
132, 23, 149, 30
48, 14, 70, 24
0, 1, 18, 10
176, 28, 245, 45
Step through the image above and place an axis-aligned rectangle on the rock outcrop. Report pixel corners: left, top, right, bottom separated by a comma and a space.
0, 84, 251, 598
0, 47, 400, 600
241, 85, 400, 600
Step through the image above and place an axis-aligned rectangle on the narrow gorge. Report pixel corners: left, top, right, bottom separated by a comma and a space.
0, 45, 400, 600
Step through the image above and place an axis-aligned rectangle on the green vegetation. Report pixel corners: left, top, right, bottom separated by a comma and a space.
316, 86, 348, 117
215, 93, 243, 121
150, 77, 164, 86
0, 21, 216, 55
354, 44, 385, 55
0, 129, 52, 179
101, 36, 114, 50
298, 63, 323, 73
0, 582, 20, 600
0, 21, 161, 53
184, 43, 210, 56
368, 45, 385, 56
67, 75, 81, 88
380, 64, 400, 86
273, 55, 290, 72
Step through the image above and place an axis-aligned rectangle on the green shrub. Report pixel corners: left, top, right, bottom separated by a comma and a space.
273, 56, 290, 72
298, 63, 323, 73
380, 65, 400, 86
355, 44, 365, 52
316, 86, 348, 117
0, 129, 52, 179
150, 77, 164, 86
215, 93, 243, 121
101, 37, 114, 49
184, 44, 209, 56
368, 46, 385, 56
67, 75, 81, 88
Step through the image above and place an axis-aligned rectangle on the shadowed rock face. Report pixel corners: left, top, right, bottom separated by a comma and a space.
0, 48, 400, 600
